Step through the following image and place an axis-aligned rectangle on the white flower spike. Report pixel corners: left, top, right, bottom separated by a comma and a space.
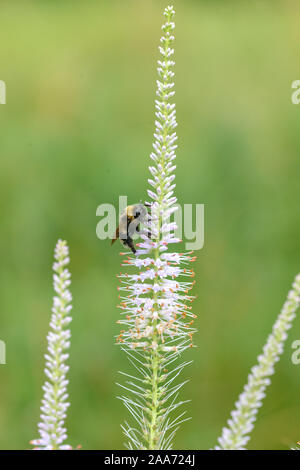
116, 6, 197, 450
31, 239, 73, 450
216, 274, 300, 450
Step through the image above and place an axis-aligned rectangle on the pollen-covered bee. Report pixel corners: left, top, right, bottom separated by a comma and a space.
111, 203, 151, 254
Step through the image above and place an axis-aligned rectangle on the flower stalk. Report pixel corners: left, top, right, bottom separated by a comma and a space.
31, 239, 73, 450
216, 274, 300, 450
116, 5, 196, 450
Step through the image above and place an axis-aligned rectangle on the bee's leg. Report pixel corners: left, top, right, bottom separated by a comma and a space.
121, 239, 128, 249
136, 223, 140, 233
126, 237, 136, 254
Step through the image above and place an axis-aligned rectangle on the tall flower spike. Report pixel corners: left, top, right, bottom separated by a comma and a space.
216, 274, 300, 450
31, 239, 73, 450
116, 6, 197, 450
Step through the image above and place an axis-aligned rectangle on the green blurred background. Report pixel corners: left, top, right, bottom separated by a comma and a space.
0, 0, 300, 450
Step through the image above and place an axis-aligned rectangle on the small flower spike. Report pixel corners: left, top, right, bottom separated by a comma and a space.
31, 240, 73, 450
216, 274, 300, 450
116, 6, 197, 450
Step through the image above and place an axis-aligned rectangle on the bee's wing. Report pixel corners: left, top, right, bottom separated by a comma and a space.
111, 226, 120, 245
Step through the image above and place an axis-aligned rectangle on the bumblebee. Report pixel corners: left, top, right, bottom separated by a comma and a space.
111, 203, 151, 254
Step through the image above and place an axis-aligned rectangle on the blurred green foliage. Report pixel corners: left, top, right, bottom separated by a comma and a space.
0, 0, 300, 450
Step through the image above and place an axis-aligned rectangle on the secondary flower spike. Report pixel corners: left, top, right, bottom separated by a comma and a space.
31, 239, 73, 450
216, 273, 300, 450
116, 6, 197, 450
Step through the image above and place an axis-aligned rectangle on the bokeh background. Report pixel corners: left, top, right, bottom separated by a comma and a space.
0, 0, 300, 450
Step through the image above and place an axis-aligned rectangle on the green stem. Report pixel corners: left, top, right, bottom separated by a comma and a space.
148, 349, 159, 449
